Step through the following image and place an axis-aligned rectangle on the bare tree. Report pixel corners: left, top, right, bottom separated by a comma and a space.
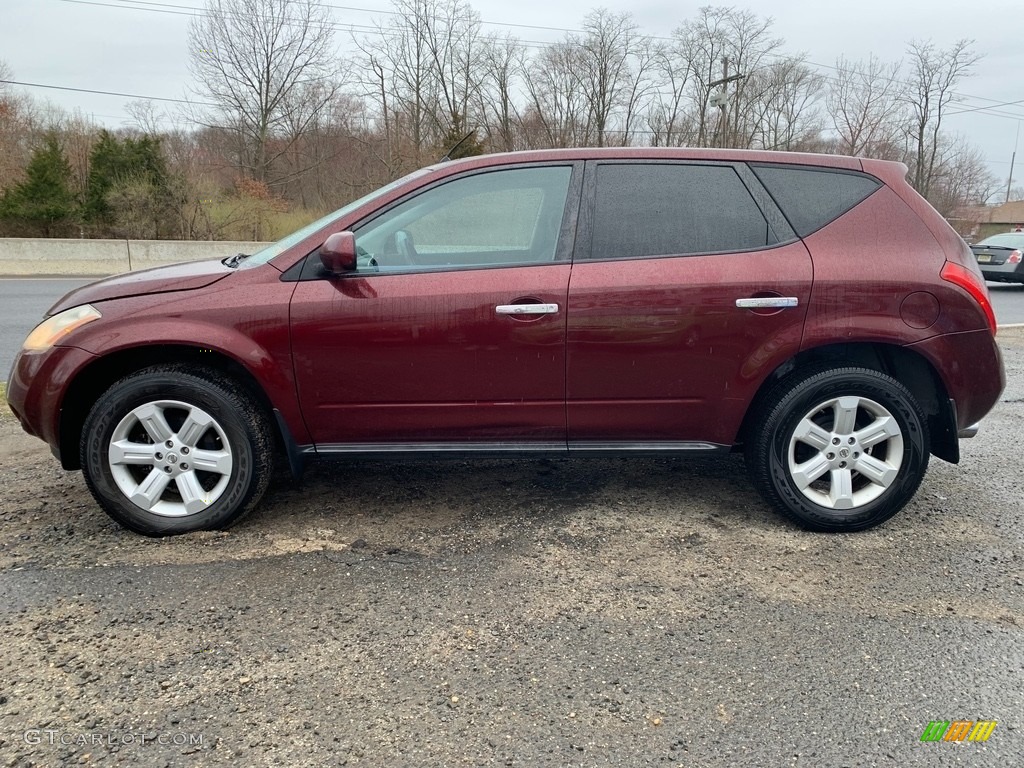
826, 56, 907, 158
904, 39, 981, 199
0, 61, 34, 190
644, 40, 694, 147
672, 7, 784, 148
673, 8, 732, 147
746, 57, 824, 151
358, 0, 485, 172
187, 0, 343, 192
520, 40, 590, 148
420, 0, 484, 143
478, 33, 525, 151
924, 135, 997, 216
577, 9, 642, 147
125, 100, 169, 136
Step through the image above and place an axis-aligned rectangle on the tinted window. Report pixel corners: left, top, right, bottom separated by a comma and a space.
751, 165, 881, 238
590, 164, 772, 260
977, 233, 1024, 249
353, 166, 572, 272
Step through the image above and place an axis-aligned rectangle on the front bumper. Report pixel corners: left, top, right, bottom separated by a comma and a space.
6, 345, 99, 463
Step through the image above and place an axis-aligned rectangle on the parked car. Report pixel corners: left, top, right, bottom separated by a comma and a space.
5, 148, 1005, 536
970, 232, 1024, 284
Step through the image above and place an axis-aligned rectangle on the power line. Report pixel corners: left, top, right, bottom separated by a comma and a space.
0, 78, 214, 106
56, 0, 1024, 121
26, 0, 1024, 134
947, 97, 1024, 117
55, 0, 563, 49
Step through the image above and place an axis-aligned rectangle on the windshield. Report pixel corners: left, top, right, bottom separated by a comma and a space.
977, 233, 1024, 249
240, 168, 435, 268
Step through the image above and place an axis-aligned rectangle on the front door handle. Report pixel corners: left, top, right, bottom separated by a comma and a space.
495, 303, 559, 315
735, 297, 799, 309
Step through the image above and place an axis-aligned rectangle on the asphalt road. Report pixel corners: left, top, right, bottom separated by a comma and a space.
1, 277, 1023, 379
0, 278, 90, 378
1, 331, 1022, 766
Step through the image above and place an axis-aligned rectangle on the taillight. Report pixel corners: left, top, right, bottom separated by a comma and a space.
1009, 250, 1022, 264
941, 261, 997, 335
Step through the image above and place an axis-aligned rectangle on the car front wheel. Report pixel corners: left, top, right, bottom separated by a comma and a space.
80, 366, 273, 535
746, 367, 929, 532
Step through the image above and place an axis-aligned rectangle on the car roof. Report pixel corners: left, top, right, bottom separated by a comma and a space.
434, 146, 887, 174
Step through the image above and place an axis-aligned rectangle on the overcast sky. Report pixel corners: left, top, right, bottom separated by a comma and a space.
2, 0, 1022, 194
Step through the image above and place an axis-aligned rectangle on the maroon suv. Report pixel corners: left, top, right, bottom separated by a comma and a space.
5, 148, 1005, 535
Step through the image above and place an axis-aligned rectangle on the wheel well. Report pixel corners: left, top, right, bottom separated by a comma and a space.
736, 342, 957, 462
59, 345, 283, 470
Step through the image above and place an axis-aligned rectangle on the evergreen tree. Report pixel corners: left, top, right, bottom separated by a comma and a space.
0, 134, 78, 236
85, 130, 175, 237
439, 116, 485, 160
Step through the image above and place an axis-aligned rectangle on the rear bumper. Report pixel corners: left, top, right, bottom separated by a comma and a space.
907, 329, 1005, 430
980, 261, 1024, 283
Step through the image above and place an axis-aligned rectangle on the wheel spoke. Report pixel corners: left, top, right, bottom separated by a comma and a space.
134, 403, 174, 443
853, 453, 898, 488
175, 471, 211, 515
109, 440, 158, 466
856, 416, 901, 449
189, 448, 233, 476
832, 397, 860, 435
794, 419, 831, 451
130, 468, 172, 510
107, 398, 237, 519
177, 407, 214, 447
828, 468, 855, 509
792, 453, 831, 490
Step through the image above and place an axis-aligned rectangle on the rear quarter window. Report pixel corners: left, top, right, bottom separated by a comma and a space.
750, 164, 881, 238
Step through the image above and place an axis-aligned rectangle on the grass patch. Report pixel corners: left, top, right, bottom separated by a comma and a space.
206, 202, 326, 242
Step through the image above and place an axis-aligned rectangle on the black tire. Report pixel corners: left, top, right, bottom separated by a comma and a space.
746, 366, 929, 532
80, 365, 274, 536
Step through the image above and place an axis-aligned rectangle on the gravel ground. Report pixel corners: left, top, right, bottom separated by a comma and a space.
1, 333, 1023, 767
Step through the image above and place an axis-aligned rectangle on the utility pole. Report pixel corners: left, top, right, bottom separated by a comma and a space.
720, 57, 729, 148
1007, 120, 1020, 204
708, 59, 745, 149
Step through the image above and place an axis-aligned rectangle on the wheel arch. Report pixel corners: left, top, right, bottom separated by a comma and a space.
736, 341, 957, 463
58, 344, 294, 471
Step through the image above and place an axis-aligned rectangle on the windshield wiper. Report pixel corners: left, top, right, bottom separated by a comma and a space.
222, 252, 251, 268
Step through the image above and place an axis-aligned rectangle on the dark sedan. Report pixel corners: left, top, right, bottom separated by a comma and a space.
971, 232, 1024, 284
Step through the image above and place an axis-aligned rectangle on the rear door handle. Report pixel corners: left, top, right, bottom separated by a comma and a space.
495, 303, 559, 315
735, 297, 799, 309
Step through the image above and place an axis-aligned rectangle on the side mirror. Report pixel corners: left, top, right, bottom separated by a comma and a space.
319, 231, 357, 273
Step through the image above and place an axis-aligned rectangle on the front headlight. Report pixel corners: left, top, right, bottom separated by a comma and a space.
23, 305, 102, 352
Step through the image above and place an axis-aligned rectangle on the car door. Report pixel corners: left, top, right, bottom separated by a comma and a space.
566, 160, 813, 449
289, 163, 581, 449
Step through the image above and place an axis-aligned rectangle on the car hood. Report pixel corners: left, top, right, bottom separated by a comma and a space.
49, 259, 234, 315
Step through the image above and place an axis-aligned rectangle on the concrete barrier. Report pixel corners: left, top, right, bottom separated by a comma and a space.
0, 238, 274, 276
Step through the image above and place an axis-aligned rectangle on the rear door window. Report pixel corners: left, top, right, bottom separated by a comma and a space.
588, 163, 774, 260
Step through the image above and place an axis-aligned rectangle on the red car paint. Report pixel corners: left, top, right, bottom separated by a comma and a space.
6, 147, 1005, 506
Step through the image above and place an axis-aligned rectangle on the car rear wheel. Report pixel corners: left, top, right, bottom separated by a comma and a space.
80, 366, 273, 536
746, 367, 929, 532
